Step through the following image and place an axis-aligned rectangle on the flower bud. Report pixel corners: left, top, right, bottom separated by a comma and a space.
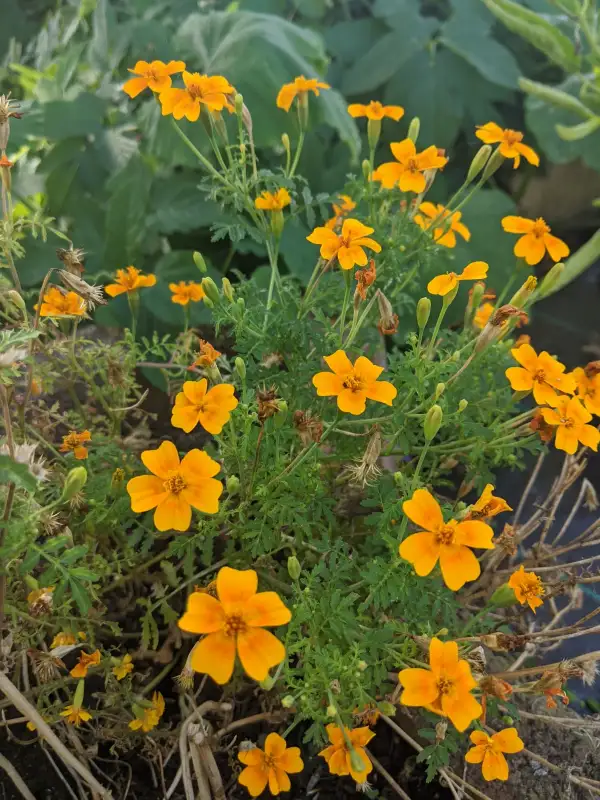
326, 705, 337, 718
490, 583, 518, 608
466, 145, 492, 183
502, 715, 514, 725
349, 749, 367, 774
424, 404, 443, 442
407, 117, 420, 143
270, 209, 284, 239
226, 475, 240, 494
538, 262, 564, 297
299, 91, 309, 130
281, 695, 295, 708
362, 159, 371, 182
222, 277, 234, 302
416, 297, 431, 330
73, 679, 85, 709
509, 276, 537, 308
193, 251, 207, 273
201, 277, 220, 304
259, 676, 275, 691
357, 660, 368, 672
442, 284, 459, 307
434, 382, 445, 400
481, 147, 506, 181
61, 467, 87, 502
6, 290, 26, 314
234, 93, 244, 116
458, 399, 468, 413
203, 297, 214, 309
281, 133, 290, 158
234, 357, 246, 381
367, 118, 381, 152
378, 701, 396, 716
287, 555, 301, 581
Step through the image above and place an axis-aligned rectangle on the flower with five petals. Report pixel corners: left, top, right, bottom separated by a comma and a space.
572, 366, 600, 416
318, 724, 374, 784
312, 350, 397, 416
238, 733, 304, 797
465, 728, 524, 781
276, 76, 330, 112
540, 395, 600, 454
170, 281, 205, 305
255, 189, 291, 211
427, 262, 488, 297
105, 266, 156, 297
502, 216, 569, 265
373, 139, 448, 193
476, 122, 539, 169
307, 219, 381, 270
505, 344, 576, 406
37, 287, 86, 317
414, 202, 470, 248
348, 101, 404, 121
508, 565, 544, 613
122, 60, 185, 98
159, 73, 234, 122
171, 379, 238, 434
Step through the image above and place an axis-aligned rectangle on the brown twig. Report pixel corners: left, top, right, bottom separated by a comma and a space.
490, 649, 600, 680
365, 748, 413, 800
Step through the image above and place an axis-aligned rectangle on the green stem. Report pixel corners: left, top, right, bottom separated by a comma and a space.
267, 416, 338, 488
425, 301, 450, 360
171, 120, 230, 187
288, 130, 305, 178
263, 240, 281, 332
338, 271, 352, 345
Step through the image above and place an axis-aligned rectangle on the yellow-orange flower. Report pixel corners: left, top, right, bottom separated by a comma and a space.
70, 650, 101, 679
307, 219, 381, 270
505, 343, 575, 406
255, 188, 291, 211
325, 195, 356, 229
50, 632, 77, 649
171, 379, 238, 434
318, 724, 374, 784
60, 430, 91, 460
573, 366, 600, 416
122, 60, 186, 98
373, 139, 448, 193
399, 488, 494, 591
473, 302, 495, 330
238, 733, 304, 797
348, 101, 404, 121
476, 122, 539, 169
467, 484, 512, 520
37, 287, 86, 317
169, 281, 205, 306
193, 339, 222, 368
427, 261, 488, 297
178, 566, 291, 684
105, 266, 156, 297
61, 704, 92, 726
159, 72, 234, 122
465, 728, 524, 781
502, 216, 569, 265
128, 691, 164, 732
540, 395, 600, 454
312, 350, 397, 416
276, 75, 330, 112
398, 637, 482, 731
112, 654, 134, 680
414, 202, 470, 248
127, 441, 223, 531
508, 565, 544, 613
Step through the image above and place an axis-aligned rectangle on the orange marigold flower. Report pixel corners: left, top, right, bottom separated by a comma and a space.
171, 379, 238, 434
414, 202, 470, 248
276, 75, 330, 112
355, 260, 377, 301
178, 566, 291, 684
238, 733, 304, 797
0, 154, 13, 167
194, 339, 222, 368
37, 287, 86, 317
60, 430, 91, 460
312, 349, 397, 416
505, 343, 575, 406
508, 565, 544, 613
467, 484, 512, 520
373, 139, 448, 193
543, 686, 569, 709
112, 654, 134, 680
307, 218, 381, 270
348, 100, 404, 121
399, 638, 482, 731
572, 366, 600, 416
502, 216, 569, 266
325, 194, 356, 229
473, 302, 495, 330
465, 728, 524, 781
70, 650, 101, 679
122, 60, 186, 98
318, 724, 374, 784
540, 395, 600, 454
169, 281, 205, 306
129, 691, 165, 732
515, 334, 531, 347
105, 266, 156, 297
427, 261, 488, 297
159, 72, 235, 122
255, 188, 291, 211
399, 488, 495, 591
60, 704, 92, 726
127, 441, 223, 531
476, 122, 539, 169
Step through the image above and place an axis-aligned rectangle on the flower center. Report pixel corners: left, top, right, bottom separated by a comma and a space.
559, 415, 574, 428
407, 158, 420, 172
164, 473, 187, 494
532, 218, 550, 238
503, 129, 523, 146
534, 369, 546, 383
342, 374, 365, 392
223, 613, 248, 638
521, 576, 543, 599
436, 677, 454, 695
63, 433, 80, 448
187, 82, 207, 101
436, 524, 456, 546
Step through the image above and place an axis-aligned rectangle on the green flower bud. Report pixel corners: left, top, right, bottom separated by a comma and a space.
469, 282, 485, 313
234, 357, 246, 380
24, 574, 39, 591
458, 399, 468, 413
222, 277, 234, 302
270, 209, 285, 239
260, 676, 275, 691
234, 93, 244, 116
6, 290, 26, 313
424, 404, 443, 442
481, 147, 506, 181
203, 297, 214, 309
416, 297, 431, 330
367, 118, 381, 152
226, 475, 240, 494
362, 159, 371, 182
349, 748, 367, 774
73, 679, 86, 709
193, 251, 207, 273
538, 262, 564, 297
466, 144, 492, 183
201, 277, 220, 304
442, 284, 459, 307
326, 705, 337, 718
378, 701, 396, 717
299, 91, 309, 130
434, 382, 445, 400
357, 660, 368, 672
281, 133, 290, 157
281, 695, 295, 708
407, 117, 420, 143
510, 276, 537, 308
502, 715, 514, 725
287, 555, 301, 581
61, 467, 87, 502
490, 583, 518, 608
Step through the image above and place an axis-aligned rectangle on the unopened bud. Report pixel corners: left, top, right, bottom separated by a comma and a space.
61, 467, 87, 502
509, 276, 537, 308
416, 297, 431, 330
281, 133, 290, 157
287, 555, 301, 580
481, 147, 506, 181
270, 209, 284, 239
467, 144, 492, 183
469, 282, 485, 314
203, 297, 214, 309
201, 277, 220, 304
6, 290, 26, 314
226, 475, 240, 494
193, 251, 207, 273
299, 91, 309, 130
434, 382, 445, 400
502, 715, 514, 725
378, 701, 396, 716
357, 660, 368, 672
407, 117, 420, 143
442, 284, 459, 307
234, 93, 244, 116
222, 277, 234, 302
326, 705, 337, 718
281, 695, 295, 708
349, 749, 367, 774
367, 118, 381, 152
490, 583, 518, 608
234, 357, 246, 380
260, 676, 275, 691
458, 399, 468, 413
362, 159, 371, 182
538, 262, 564, 297
424, 404, 443, 442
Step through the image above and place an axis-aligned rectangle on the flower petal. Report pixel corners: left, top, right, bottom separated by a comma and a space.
178, 592, 225, 634
475, 122, 504, 144
398, 668, 439, 705
154, 493, 191, 532
238, 764, 269, 797
502, 216, 534, 234
399, 532, 440, 576
313, 371, 344, 396
465, 744, 487, 764
455, 520, 495, 549
123, 77, 149, 98
182, 478, 223, 514
459, 261, 488, 281
182, 379, 208, 404
217, 567, 257, 605
442, 689, 482, 732
323, 350, 353, 376
141, 441, 180, 478
429, 637, 459, 673
373, 161, 404, 189
482, 750, 509, 781
514, 233, 545, 265
493, 728, 524, 754
364, 380, 397, 406
127, 475, 166, 512
439, 545, 481, 591
264, 732, 287, 758
505, 366, 534, 392
180, 449, 221, 480
190, 631, 236, 684
402, 488, 443, 531
270, 767, 291, 794
555, 426, 579, 454
428, 274, 458, 296
279, 746, 304, 773
544, 233, 569, 262
337, 388, 367, 415
390, 139, 416, 163
354, 356, 383, 383
237, 627, 285, 681
579, 424, 600, 451
511, 343, 538, 370
245, 592, 292, 628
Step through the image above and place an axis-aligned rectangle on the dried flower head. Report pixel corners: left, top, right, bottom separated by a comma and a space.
496, 524, 518, 557
466, 645, 486, 678
583, 479, 599, 511
479, 675, 513, 701
0, 94, 22, 151
293, 410, 323, 446
56, 247, 85, 275
29, 650, 64, 683
27, 586, 54, 616
59, 271, 106, 309
256, 386, 281, 423
580, 659, 599, 687
355, 259, 377, 302
0, 442, 48, 482
376, 290, 398, 335
530, 409, 555, 443
343, 427, 382, 487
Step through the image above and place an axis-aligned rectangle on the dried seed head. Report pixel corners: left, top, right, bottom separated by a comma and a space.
261, 352, 284, 369
343, 427, 382, 487
466, 645, 486, 678
376, 290, 398, 335
256, 385, 281, 423
293, 410, 323, 446
558, 660, 585, 682
175, 665, 195, 690
580, 659, 599, 687
56, 247, 85, 275
584, 360, 600, 378
40, 510, 63, 536
496, 523, 518, 556
58, 271, 106, 310
0, 442, 48, 482
29, 650, 64, 683
478, 675, 513, 700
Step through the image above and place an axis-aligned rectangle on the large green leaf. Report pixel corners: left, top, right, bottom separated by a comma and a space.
103, 155, 154, 269
148, 174, 230, 234
40, 93, 108, 140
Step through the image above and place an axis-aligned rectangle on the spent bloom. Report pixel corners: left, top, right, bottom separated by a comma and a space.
171, 379, 238, 434
129, 691, 165, 732
505, 343, 576, 406
502, 216, 569, 265
473, 302, 495, 330
467, 484, 512, 520
307, 219, 381, 270
60, 430, 91, 460
112, 654, 134, 680
398, 637, 482, 731
160, 72, 234, 121
508, 565, 544, 613
193, 339, 222, 367
414, 202, 470, 248
58, 271, 106, 310
127, 441, 223, 531
373, 139, 448, 193
540, 396, 600, 454
348, 100, 404, 121
255, 188, 291, 211
70, 650, 101, 679
427, 261, 488, 297
50, 632, 77, 649
27, 586, 54, 616
465, 728, 524, 781
312, 350, 397, 416
399, 488, 494, 591
123, 60, 186, 98
37, 287, 86, 317
169, 281, 205, 306
105, 266, 156, 297
178, 566, 291, 684
572, 366, 600, 416
319, 724, 374, 784
476, 122, 539, 169
355, 260, 377, 301
276, 75, 330, 112
238, 733, 304, 797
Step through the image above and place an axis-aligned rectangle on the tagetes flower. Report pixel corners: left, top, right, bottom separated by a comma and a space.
122, 60, 186, 98
540, 396, 600, 454
105, 266, 156, 297
465, 728, 524, 781
508, 565, 544, 612
427, 261, 488, 297
476, 122, 539, 169
60, 430, 91, 460
312, 350, 397, 416
127, 441, 223, 531
399, 488, 494, 591
194, 339, 221, 367
276, 75, 330, 112
467, 484, 512, 520
505, 344, 575, 405
69, 650, 101, 679
414, 202, 470, 248
573, 366, 600, 416
255, 188, 291, 211
325, 195, 356, 229
530, 409, 555, 443
238, 734, 304, 797
50, 632, 77, 649
129, 692, 165, 732
307, 219, 381, 270
113, 654, 134, 680
37, 287, 86, 317
319, 724, 374, 784
399, 637, 482, 731
61, 704, 92, 726
169, 281, 205, 306
171, 379, 238, 434
502, 216, 569, 265
473, 302, 495, 330
159, 72, 234, 121
178, 566, 291, 684
373, 139, 448, 193
348, 100, 404, 121
355, 260, 376, 301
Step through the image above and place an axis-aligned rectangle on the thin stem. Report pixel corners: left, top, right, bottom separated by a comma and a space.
425, 300, 450, 360
288, 130, 305, 178
263, 240, 281, 332
171, 120, 230, 187
338, 270, 352, 345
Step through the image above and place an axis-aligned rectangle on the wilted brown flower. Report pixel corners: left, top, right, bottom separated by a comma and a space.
480, 633, 527, 651
376, 290, 398, 335
59, 271, 106, 309
257, 386, 280, 423
530, 409, 555, 443
29, 650, 64, 683
355, 259, 376, 302
496, 523, 518, 556
479, 674, 513, 701
0, 94, 22, 152
27, 586, 54, 616
293, 410, 323, 446
56, 247, 85, 275
261, 352, 284, 369
584, 360, 600, 378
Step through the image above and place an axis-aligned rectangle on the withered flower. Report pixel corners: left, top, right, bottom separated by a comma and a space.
293, 410, 323, 446
343, 427, 382, 487
376, 290, 398, 335
59, 271, 106, 310
0, 94, 22, 152
496, 524, 518, 557
56, 247, 85, 275
29, 650, 64, 683
530, 409, 555, 443
355, 259, 376, 303
257, 386, 281, 423
27, 586, 54, 616
479, 674, 513, 701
